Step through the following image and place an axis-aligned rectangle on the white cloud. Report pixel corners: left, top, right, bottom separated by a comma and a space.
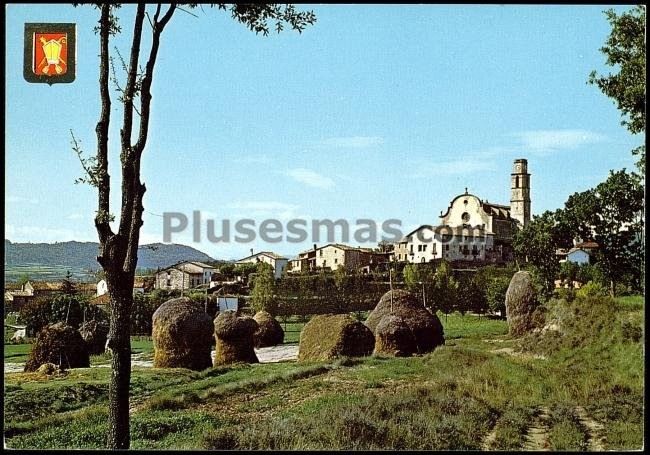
513, 129, 606, 153
321, 136, 384, 149
286, 168, 335, 190
67, 213, 85, 220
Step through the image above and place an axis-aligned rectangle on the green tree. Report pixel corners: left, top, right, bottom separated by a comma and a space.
513, 211, 560, 298
587, 170, 644, 295
251, 262, 277, 315
61, 270, 77, 295
402, 264, 421, 292
17, 274, 30, 287
74, 4, 316, 448
486, 276, 510, 316
431, 261, 459, 317
589, 5, 646, 174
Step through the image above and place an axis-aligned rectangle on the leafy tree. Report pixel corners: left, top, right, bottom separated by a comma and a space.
18, 296, 52, 336
402, 264, 421, 292
431, 261, 458, 317
61, 270, 77, 295
17, 274, 30, 287
587, 170, 644, 295
251, 262, 277, 315
73, 4, 316, 448
589, 5, 646, 174
558, 261, 580, 287
486, 276, 510, 316
513, 211, 560, 298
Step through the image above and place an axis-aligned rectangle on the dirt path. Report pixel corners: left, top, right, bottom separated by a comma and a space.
574, 406, 606, 451
523, 406, 551, 451
481, 425, 498, 450
5, 344, 300, 375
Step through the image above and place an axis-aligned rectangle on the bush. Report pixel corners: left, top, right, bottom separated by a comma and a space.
621, 321, 642, 343
576, 281, 609, 299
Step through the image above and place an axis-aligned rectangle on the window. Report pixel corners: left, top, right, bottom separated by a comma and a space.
418, 244, 423, 252
462, 212, 470, 222
421, 257, 425, 263
323, 260, 327, 267
334, 258, 338, 264
423, 244, 427, 251
410, 244, 413, 253
166, 279, 171, 287
515, 175, 520, 188
445, 244, 450, 251
320, 250, 323, 257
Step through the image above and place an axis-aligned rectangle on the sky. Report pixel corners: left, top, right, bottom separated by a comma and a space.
5, 4, 642, 261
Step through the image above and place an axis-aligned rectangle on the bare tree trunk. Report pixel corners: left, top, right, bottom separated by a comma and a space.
105, 272, 134, 449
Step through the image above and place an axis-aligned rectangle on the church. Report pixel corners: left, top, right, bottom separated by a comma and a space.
393, 159, 531, 264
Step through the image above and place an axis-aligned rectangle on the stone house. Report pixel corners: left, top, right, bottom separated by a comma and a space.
154, 261, 216, 291
235, 251, 288, 279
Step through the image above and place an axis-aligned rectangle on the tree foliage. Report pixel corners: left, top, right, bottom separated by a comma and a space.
589, 5, 646, 173
250, 262, 277, 315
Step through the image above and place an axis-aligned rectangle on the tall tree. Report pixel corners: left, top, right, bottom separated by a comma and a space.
589, 5, 646, 174
75, 4, 316, 448
513, 211, 560, 298
251, 262, 277, 315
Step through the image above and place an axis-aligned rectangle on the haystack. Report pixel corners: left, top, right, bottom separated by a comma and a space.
152, 297, 213, 370
374, 315, 417, 357
365, 289, 444, 354
253, 311, 284, 347
214, 311, 259, 365
78, 320, 109, 355
505, 271, 539, 337
298, 314, 374, 362
24, 322, 90, 372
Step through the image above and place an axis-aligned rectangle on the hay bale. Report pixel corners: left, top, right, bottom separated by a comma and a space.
253, 311, 284, 347
152, 297, 213, 370
78, 320, 109, 355
365, 289, 444, 353
374, 315, 417, 357
505, 271, 540, 337
214, 311, 259, 365
24, 322, 90, 372
298, 314, 374, 362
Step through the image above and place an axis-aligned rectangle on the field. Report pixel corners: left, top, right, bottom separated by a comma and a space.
3, 296, 644, 450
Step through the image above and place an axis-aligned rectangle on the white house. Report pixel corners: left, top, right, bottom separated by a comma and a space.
566, 248, 591, 265
235, 251, 288, 279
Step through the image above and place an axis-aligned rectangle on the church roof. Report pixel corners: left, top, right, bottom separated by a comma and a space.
481, 202, 511, 220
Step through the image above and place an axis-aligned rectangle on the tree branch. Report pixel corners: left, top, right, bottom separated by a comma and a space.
95, 3, 114, 246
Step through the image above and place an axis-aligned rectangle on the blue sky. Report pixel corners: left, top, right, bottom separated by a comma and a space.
5, 4, 641, 260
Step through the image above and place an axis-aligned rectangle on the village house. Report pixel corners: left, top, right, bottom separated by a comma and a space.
289, 243, 386, 273
154, 261, 216, 291
234, 251, 288, 279
96, 276, 155, 296
393, 159, 530, 264
4, 280, 97, 312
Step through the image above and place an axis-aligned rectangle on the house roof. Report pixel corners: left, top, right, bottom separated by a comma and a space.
481, 202, 511, 220
235, 251, 287, 262
575, 241, 599, 249
158, 261, 216, 274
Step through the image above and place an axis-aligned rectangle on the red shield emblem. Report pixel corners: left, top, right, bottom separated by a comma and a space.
24, 23, 76, 84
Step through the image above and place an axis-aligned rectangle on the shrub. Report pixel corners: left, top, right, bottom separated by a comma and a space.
576, 281, 609, 299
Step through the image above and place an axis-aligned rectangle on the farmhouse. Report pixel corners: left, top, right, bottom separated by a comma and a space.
290, 243, 385, 273
235, 251, 288, 279
154, 261, 216, 290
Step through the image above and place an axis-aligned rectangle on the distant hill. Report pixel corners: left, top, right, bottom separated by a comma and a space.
4, 239, 217, 272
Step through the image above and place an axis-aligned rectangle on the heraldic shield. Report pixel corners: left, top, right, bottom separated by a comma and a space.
24, 23, 76, 84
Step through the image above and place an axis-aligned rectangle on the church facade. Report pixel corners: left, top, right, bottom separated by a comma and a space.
393, 159, 531, 264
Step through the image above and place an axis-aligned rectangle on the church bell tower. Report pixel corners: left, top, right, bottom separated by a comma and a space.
510, 159, 531, 227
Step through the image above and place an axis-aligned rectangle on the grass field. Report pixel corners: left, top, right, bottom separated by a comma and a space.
3, 296, 644, 450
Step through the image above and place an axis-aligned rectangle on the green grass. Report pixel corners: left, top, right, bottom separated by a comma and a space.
4, 344, 32, 363
4, 297, 644, 450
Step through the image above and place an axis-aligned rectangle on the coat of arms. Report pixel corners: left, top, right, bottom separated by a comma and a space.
24, 23, 76, 84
